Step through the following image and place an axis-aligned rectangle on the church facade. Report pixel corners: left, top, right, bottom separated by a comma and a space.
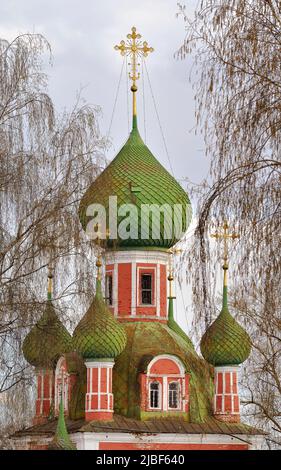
12, 27, 265, 451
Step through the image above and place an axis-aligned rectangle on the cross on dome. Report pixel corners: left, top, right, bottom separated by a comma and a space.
114, 26, 153, 119
114, 26, 154, 91
211, 221, 239, 287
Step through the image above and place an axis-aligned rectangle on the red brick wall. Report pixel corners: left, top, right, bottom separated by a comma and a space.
85, 363, 114, 421
150, 358, 180, 375
214, 368, 240, 422
118, 263, 131, 316
160, 264, 167, 317
106, 258, 168, 321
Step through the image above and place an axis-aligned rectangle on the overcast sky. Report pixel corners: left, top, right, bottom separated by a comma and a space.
0, 0, 207, 184
0, 0, 210, 331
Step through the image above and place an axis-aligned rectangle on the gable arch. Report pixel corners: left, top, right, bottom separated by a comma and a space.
139, 354, 189, 415
147, 354, 185, 377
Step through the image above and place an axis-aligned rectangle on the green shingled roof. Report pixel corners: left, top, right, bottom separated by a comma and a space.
168, 296, 193, 348
22, 301, 72, 368
66, 352, 87, 420
200, 286, 251, 366
72, 279, 127, 359
113, 321, 214, 423
79, 119, 192, 249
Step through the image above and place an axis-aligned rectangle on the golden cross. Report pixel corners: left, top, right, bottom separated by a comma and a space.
114, 26, 153, 90
210, 221, 239, 268
115, 27, 153, 116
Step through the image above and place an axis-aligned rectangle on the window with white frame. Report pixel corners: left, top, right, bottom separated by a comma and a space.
149, 381, 161, 409
141, 273, 152, 305
144, 355, 186, 413
168, 381, 180, 409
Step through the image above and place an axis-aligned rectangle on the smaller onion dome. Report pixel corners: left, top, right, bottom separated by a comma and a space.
48, 398, 76, 450
22, 272, 72, 368
72, 257, 127, 359
200, 283, 251, 367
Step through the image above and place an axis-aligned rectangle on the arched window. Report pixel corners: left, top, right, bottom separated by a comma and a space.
149, 381, 161, 409
168, 381, 180, 409
140, 355, 188, 413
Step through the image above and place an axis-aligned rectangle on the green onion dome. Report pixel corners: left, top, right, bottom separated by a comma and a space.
79, 119, 192, 249
72, 278, 127, 359
22, 300, 72, 368
200, 286, 251, 366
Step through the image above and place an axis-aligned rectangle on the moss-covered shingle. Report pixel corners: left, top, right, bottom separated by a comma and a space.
72, 279, 127, 359
200, 286, 251, 366
22, 301, 72, 368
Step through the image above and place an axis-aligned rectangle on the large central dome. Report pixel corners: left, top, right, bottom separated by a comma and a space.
79, 120, 192, 249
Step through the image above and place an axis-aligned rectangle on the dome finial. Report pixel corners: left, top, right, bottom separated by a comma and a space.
210, 220, 240, 308
166, 247, 194, 346
167, 251, 176, 325
47, 265, 53, 301
114, 26, 154, 130
95, 254, 102, 299
96, 255, 102, 279
94, 227, 104, 298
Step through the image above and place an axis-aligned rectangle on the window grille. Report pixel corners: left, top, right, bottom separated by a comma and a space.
168, 382, 179, 409
149, 381, 160, 408
141, 274, 152, 304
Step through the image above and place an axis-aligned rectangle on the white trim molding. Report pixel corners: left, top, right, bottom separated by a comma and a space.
136, 266, 156, 307
85, 360, 115, 369
11, 432, 265, 451
214, 365, 241, 373
70, 431, 265, 450
105, 250, 169, 265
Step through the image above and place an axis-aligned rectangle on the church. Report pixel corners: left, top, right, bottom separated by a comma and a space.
12, 27, 265, 451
